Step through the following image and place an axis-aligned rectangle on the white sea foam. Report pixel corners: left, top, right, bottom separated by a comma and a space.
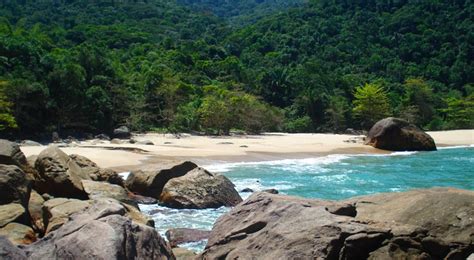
118, 171, 130, 180
437, 144, 474, 150
205, 154, 351, 173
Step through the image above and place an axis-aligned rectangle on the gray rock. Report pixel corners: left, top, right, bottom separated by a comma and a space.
0, 223, 36, 245
110, 138, 122, 144
137, 140, 154, 145
27, 190, 45, 235
51, 132, 60, 143
113, 126, 131, 139
0, 165, 31, 207
166, 228, 211, 248
199, 188, 474, 259
43, 198, 91, 234
262, 188, 278, 194
125, 161, 198, 199
81, 180, 137, 208
70, 154, 124, 186
365, 117, 436, 151
127, 192, 158, 204
0, 139, 39, 183
34, 147, 91, 198
0, 236, 27, 260
22, 199, 174, 259
0, 204, 26, 228
160, 167, 242, 209
94, 133, 110, 140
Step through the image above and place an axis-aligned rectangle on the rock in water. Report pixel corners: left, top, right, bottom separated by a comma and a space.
198, 188, 473, 259
125, 161, 198, 199
0, 165, 31, 207
365, 117, 436, 151
160, 167, 242, 209
34, 146, 90, 198
113, 126, 131, 139
165, 228, 211, 247
22, 199, 174, 259
70, 154, 124, 186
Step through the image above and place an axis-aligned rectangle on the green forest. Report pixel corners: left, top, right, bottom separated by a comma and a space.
0, 0, 473, 138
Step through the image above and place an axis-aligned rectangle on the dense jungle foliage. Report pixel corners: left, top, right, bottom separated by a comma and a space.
0, 0, 473, 138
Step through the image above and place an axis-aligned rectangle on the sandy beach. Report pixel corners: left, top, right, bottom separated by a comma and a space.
20, 130, 473, 171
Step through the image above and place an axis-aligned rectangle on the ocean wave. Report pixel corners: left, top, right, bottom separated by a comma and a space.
205, 154, 351, 173
437, 144, 474, 150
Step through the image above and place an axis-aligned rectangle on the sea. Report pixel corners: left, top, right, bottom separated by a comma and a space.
137, 145, 474, 252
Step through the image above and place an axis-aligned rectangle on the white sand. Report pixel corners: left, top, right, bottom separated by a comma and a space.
20, 130, 474, 170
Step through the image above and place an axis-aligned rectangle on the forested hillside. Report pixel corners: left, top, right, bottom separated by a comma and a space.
176, 0, 305, 25
0, 0, 472, 138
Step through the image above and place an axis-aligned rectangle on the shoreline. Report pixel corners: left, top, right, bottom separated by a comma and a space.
20, 130, 473, 172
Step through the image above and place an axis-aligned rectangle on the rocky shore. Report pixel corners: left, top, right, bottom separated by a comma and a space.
0, 139, 241, 259
1, 118, 473, 259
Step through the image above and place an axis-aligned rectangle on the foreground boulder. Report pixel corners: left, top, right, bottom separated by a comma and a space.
35, 146, 90, 198
0, 165, 31, 207
43, 198, 91, 234
160, 167, 242, 209
0, 139, 39, 182
81, 180, 137, 208
125, 161, 198, 199
0, 223, 36, 245
0, 204, 27, 227
70, 154, 124, 186
0, 236, 27, 259
365, 117, 436, 151
27, 190, 45, 234
199, 188, 473, 259
22, 199, 174, 259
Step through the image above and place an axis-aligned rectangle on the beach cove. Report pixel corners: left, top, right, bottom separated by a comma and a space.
18, 129, 474, 254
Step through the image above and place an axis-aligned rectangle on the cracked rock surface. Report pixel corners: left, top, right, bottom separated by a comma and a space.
198, 188, 473, 259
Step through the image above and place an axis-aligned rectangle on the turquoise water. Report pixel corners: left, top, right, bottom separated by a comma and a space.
213, 146, 474, 200
141, 146, 474, 251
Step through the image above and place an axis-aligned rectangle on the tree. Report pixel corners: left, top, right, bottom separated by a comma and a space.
401, 78, 435, 126
352, 83, 391, 129
0, 81, 17, 131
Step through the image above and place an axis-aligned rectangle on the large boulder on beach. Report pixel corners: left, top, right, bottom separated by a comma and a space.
125, 161, 198, 199
34, 146, 90, 198
160, 167, 242, 209
113, 126, 131, 139
70, 154, 124, 186
0, 139, 39, 182
0, 165, 31, 207
198, 188, 473, 259
365, 117, 436, 151
22, 199, 174, 259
